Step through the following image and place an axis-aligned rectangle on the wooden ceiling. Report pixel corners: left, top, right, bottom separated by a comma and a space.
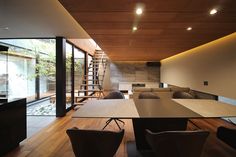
59, 0, 236, 61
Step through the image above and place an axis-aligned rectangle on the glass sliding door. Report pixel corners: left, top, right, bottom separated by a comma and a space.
66, 42, 73, 109
0, 39, 56, 102
65, 41, 87, 109
0, 39, 56, 115
0, 46, 8, 97
38, 45, 56, 100
74, 48, 85, 103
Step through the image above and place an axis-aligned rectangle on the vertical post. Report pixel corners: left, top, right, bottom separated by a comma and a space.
71, 46, 75, 107
56, 37, 66, 117
84, 52, 88, 96
35, 54, 40, 100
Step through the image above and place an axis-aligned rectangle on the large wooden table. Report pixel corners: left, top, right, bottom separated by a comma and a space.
72, 98, 236, 150
72, 99, 236, 118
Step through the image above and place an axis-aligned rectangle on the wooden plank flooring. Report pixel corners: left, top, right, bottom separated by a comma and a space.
5, 110, 236, 157
5, 111, 134, 157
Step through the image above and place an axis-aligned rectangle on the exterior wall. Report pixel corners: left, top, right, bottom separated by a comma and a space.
161, 33, 236, 100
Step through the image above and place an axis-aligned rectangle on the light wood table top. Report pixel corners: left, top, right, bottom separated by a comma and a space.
72, 99, 139, 118
173, 99, 236, 118
72, 98, 236, 118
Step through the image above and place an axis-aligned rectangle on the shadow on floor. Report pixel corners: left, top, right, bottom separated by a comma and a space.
126, 141, 155, 157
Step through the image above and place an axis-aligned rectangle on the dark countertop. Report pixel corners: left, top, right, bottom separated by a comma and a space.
0, 98, 26, 110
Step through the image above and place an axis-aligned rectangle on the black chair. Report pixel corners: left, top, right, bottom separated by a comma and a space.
138, 92, 160, 99
146, 129, 209, 157
66, 127, 124, 157
103, 91, 125, 130
217, 126, 236, 149
172, 91, 195, 99
133, 93, 188, 150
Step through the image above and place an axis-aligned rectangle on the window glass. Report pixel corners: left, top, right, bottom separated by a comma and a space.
219, 96, 236, 124
66, 43, 73, 109
74, 48, 85, 98
0, 39, 55, 102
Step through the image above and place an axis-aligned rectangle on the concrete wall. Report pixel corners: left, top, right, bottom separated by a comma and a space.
103, 61, 160, 90
161, 33, 236, 100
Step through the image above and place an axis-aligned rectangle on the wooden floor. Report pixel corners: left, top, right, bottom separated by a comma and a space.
5, 110, 236, 157
27, 116, 56, 138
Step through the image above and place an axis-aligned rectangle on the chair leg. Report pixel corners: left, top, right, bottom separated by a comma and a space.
102, 120, 112, 130
102, 118, 125, 130
116, 119, 125, 125
106, 119, 112, 124
114, 119, 122, 130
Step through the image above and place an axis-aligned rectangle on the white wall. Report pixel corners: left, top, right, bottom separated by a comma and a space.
161, 33, 236, 100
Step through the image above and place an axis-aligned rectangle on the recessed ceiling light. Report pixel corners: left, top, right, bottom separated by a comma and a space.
133, 26, 137, 31
186, 27, 192, 31
210, 8, 217, 15
136, 8, 143, 15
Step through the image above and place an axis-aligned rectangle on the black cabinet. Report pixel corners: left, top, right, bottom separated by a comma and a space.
0, 98, 26, 156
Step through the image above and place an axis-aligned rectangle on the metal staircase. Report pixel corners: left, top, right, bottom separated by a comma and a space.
74, 50, 108, 109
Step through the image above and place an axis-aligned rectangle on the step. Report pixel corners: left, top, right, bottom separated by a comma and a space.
78, 89, 102, 92
76, 95, 99, 98
82, 80, 103, 83
88, 67, 99, 69
84, 75, 99, 77
89, 62, 103, 65
86, 79, 103, 81
80, 84, 101, 86
91, 61, 104, 63
82, 80, 94, 83
95, 51, 104, 53
84, 74, 103, 77
89, 64, 101, 66
88, 70, 97, 72
93, 57, 104, 59
91, 59, 105, 62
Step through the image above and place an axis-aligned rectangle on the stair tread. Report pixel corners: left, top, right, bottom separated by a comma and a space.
84, 75, 103, 76
76, 95, 99, 98
86, 79, 103, 81
88, 67, 99, 69
80, 84, 101, 86
78, 89, 102, 92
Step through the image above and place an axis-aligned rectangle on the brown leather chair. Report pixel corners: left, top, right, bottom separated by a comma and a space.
103, 91, 125, 130
66, 127, 124, 157
146, 129, 209, 157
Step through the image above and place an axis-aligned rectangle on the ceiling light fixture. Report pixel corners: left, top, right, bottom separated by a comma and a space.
210, 8, 217, 15
133, 26, 137, 31
136, 8, 143, 15
186, 27, 192, 31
